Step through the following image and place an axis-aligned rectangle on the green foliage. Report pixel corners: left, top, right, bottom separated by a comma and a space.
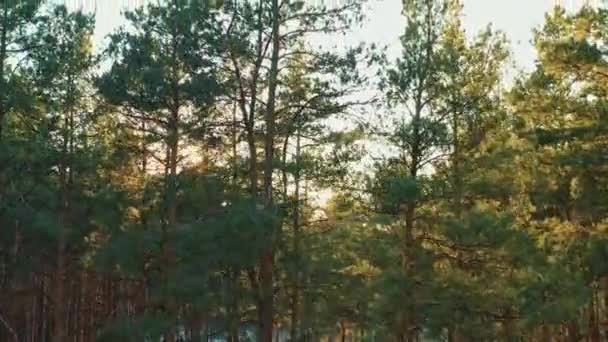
96, 0, 223, 120
3, 1, 608, 341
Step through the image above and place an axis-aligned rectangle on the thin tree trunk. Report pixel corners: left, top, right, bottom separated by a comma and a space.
53, 101, 74, 342
290, 131, 302, 342
589, 290, 600, 342
259, 0, 280, 339
163, 110, 179, 342
447, 327, 462, 342
603, 278, 608, 339
52, 177, 66, 342
227, 102, 240, 342
541, 324, 551, 342
0, 2, 8, 138
163, 3, 181, 340
567, 320, 579, 342
227, 268, 240, 342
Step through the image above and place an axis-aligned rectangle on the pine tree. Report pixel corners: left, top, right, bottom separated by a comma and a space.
27, 7, 97, 341
508, 5, 608, 339
221, 0, 365, 339
97, 1, 223, 340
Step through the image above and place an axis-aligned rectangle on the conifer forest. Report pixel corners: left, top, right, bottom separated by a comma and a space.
2, 0, 608, 340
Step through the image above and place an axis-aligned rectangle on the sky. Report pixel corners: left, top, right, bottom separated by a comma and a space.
65, 0, 582, 203
349, 0, 554, 71
80, 0, 562, 70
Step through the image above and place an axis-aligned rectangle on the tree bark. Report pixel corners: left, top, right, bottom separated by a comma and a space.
163, 3, 181, 340
589, 290, 600, 342
0, 2, 8, 138
258, 0, 280, 339
290, 131, 302, 342
567, 320, 579, 342
227, 268, 240, 342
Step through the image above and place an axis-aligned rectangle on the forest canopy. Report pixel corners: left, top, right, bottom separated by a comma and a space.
0, 0, 607, 341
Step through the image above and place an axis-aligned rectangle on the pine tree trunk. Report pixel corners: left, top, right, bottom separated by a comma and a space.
53, 107, 73, 342
163, 112, 179, 342
227, 268, 240, 342
503, 309, 516, 341
448, 327, 462, 342
603, 278, 608, 339
0, 3, 8, 138
397, 91, 423, 342
567, 320, 579, 342
589, 290, 600, 342
41, 274, 48, 342
541, 324, 551, 342
163, 6, 181, 339
52, 187, 67, 342
228, 105, 240, 342
259, 0, 280, 339
290, 131, 302, 342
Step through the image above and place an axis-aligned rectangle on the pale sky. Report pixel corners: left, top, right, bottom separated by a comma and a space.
73, 0, 577, 204
83, 0, 562, 70
350, 0, 554, 71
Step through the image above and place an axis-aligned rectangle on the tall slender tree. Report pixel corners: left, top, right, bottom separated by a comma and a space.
27, 8, 96, 341
97, 1, 223, 339
222, 0, 365, 338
